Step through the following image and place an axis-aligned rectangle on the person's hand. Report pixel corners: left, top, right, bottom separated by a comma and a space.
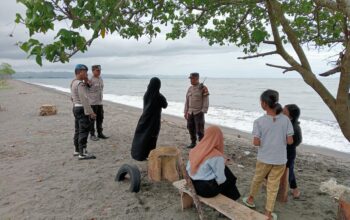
202, 86, 209, 95
184, 113, 188, 120
90, 113, 96, 120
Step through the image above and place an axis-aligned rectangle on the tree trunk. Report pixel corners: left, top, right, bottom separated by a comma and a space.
335, 41, 350, 142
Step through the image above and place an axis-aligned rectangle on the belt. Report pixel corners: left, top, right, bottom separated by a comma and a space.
74, 104, 83, 107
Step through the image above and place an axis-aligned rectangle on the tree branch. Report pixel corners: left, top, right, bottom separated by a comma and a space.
319, 66, 341, 76
263, 40, 276, 45
266, 63, 295, 73
53, 36, 96, 63
237, 51, 277, 59
314, 0, 350, 18
271, 0, 312, 71
266, 0, 337, 111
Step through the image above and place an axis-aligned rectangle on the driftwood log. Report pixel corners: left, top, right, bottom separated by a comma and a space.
148, 146, 180, 182
277, 167, 289, 202
39, 104, 57, 116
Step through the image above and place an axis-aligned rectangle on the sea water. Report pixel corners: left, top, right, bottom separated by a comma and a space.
21, 77, 349, 153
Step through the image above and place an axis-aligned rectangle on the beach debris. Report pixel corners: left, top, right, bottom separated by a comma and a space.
320, 178, 350, 199
115, 163, 141, 193
244, 151, 251, 156
148, 147, 180, 182
39, 104, 57, 116
237, 164, 245, 168
237, 135, 241, 138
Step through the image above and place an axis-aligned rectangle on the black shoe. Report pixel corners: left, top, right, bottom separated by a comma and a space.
187, 143, 196, 148
98, 134, 109, 139
78, 154, 96, 160
90, 135, 99, 141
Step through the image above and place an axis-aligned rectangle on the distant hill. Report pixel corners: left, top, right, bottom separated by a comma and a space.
14, 71, 183, 79
14, 71, 73, 79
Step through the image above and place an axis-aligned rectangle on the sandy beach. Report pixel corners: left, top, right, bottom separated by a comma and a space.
1, 79, 350, 220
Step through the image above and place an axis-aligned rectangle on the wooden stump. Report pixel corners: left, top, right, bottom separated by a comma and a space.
277, 167, 289, 202
148, 147, 180, 182
338, 192, 350, 220
39, 104, 57, 116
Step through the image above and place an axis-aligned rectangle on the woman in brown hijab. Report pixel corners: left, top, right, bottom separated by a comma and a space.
186, 126, 240, 200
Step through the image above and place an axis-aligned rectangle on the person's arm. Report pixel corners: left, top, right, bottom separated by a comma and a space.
78, 83, 95, 116
160, 94, 168, 109
286, 119, 294, 145
252, 120, 261, 147
208, 157, 226, 185
184, 88, 189, 119
202, 92, 209, 113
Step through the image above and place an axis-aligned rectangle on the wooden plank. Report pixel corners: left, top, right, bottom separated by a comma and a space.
181, 192, 194, 209
277, 167, 289, 202
173, 180, 266, 220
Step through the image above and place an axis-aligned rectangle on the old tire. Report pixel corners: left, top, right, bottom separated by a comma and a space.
115, 164, 141, 193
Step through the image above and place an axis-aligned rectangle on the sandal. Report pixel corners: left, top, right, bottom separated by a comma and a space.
242, 197, 256, 208
271, 212, 278, 220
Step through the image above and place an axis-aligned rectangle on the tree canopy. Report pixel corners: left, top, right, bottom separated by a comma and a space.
0, 63, 16, 78
15, 0, 350, 141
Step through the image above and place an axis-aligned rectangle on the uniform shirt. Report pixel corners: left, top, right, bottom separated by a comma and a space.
87, 76, 104, 105
184, 84, 209, 115
186, 156, 226, 185
252, 114, 294, 165
71, 79, 94, 115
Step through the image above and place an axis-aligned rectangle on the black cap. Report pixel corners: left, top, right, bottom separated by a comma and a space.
188, 72, 199, 79
92, 65, 101, 71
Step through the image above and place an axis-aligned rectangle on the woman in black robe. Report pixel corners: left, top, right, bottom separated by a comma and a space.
131, 77, 168, 161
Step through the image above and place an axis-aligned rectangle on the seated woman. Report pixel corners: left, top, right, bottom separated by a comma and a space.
186, 126, 241, 201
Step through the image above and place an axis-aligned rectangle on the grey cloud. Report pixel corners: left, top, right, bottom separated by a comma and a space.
0, 1, 341, 78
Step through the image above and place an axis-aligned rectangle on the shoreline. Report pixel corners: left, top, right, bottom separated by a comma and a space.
22, 79, 350, 162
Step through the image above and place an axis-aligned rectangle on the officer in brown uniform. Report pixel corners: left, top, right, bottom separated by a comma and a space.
71, 64, 96, 160
184, 72, 209, 148
87, 65, 108, 141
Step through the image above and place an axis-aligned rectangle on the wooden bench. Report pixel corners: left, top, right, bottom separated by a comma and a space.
173, 179, 266, 220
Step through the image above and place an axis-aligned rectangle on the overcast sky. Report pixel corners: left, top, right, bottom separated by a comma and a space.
0, 1, 342, 78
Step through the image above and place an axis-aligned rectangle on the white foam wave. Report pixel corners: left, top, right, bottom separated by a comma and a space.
31, 82, 350, 153
32, 83, 71, 93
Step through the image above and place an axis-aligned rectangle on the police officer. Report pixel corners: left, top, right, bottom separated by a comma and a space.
87, 64, 108, 141
71, 64, 96, 160
184, 72, 209, 148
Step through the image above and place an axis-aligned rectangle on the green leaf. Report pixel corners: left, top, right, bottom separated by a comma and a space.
36, 55, 42, 66
251, 29, 267, 43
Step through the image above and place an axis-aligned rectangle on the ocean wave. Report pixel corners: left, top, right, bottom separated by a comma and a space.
31, 82, 350, 153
